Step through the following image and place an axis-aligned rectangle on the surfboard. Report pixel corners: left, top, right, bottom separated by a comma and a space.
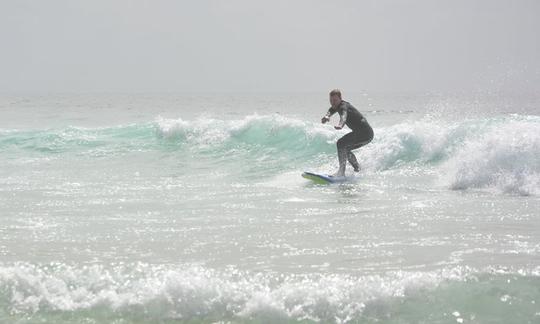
302, 171, 348, 184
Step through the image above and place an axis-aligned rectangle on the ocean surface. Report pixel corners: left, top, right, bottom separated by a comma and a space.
0, 93, 539, 323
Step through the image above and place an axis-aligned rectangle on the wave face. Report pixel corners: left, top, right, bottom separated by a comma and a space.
0, 263, 538, 323
1, 114, 539, 195
155, 115, 338, 160
0, 115, 337, 158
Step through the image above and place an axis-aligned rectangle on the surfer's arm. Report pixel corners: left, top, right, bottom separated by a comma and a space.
335, 108, 347, 129
321, 107, 336, 124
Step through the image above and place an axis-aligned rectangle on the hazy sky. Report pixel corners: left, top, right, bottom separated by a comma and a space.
1, 0, 539, 93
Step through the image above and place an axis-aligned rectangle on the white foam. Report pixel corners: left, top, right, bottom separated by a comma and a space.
0, 262, 474, 321
442, 117, 540, 195
355, 114, 540, 195
155, 114, 337, 148
361, 118, 458, 171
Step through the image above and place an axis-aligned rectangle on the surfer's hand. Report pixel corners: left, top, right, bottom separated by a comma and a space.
321, 117, 329, 124
334, 125, 343, 130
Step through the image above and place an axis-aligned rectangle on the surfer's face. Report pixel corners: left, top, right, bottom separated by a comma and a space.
330, 95, 341, 108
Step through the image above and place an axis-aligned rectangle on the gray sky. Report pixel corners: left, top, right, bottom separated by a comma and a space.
1, 0, 539, 93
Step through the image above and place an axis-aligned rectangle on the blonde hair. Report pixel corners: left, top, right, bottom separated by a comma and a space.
329, 89, 342, 98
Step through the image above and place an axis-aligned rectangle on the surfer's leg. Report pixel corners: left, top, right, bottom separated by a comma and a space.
347, 151, 360, 172
336, 147, 348, 176
336, 132, 356, 177
346, 129, 374, 172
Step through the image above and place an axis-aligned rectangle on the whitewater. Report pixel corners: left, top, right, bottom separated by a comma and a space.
0, 93, 539, 323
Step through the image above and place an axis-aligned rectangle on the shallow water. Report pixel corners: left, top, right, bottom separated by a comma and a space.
0, 93, 539, 323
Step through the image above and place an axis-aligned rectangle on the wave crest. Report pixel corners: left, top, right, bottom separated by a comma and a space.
442, 116, 540, 195
155, 114, 337, 154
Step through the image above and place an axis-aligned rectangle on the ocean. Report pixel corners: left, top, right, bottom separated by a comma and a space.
0, 93, 539, 323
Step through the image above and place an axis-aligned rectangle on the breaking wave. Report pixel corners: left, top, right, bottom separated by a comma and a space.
0, 262, 538, 323
1, 113, 539, 195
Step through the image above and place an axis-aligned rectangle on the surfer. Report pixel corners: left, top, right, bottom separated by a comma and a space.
321, 89, 374, 177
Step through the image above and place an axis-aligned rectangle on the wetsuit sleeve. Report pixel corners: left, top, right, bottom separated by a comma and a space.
324, 107, 337, 118
337, 107, 348, 128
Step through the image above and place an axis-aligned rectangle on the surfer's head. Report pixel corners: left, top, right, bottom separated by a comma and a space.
329, 89, 342, 107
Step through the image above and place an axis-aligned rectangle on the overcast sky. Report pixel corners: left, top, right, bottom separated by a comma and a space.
1, 0, 539, 93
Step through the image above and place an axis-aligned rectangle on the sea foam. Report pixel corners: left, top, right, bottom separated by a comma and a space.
1, 262, 538, 323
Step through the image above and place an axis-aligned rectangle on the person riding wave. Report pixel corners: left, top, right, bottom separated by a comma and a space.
321, 89, 374, 177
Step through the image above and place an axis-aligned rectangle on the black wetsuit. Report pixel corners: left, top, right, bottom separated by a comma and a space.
325, 100, 374, 172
